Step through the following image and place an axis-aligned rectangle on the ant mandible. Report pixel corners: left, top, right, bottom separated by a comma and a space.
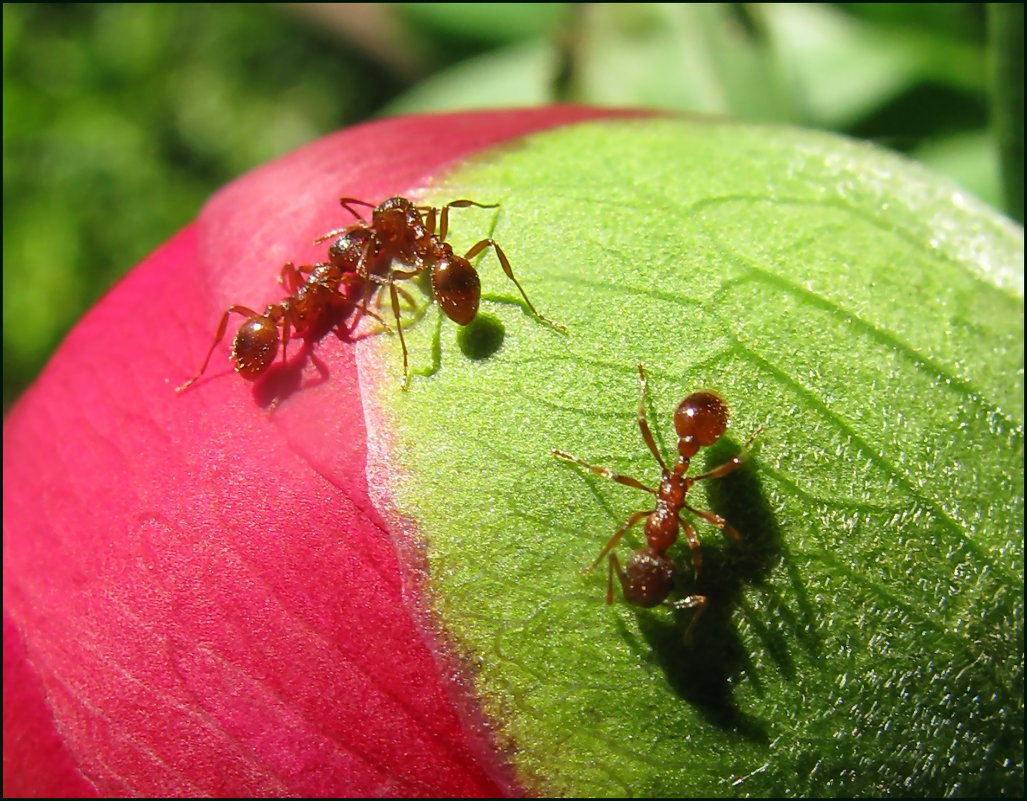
175, 226, 382, 392
317, 196, 566, 383
552, 364, 762, 613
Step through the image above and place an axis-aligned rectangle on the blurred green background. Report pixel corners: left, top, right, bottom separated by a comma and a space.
3, 3, 1022, 410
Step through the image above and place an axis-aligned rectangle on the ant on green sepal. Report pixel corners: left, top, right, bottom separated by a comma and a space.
317, 196, 565, 386
553, 364, 762, 617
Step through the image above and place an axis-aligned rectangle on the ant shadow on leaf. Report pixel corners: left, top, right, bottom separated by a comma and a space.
407, 299, 515, 382
456, 312, 505, 361
624, 438, 790, 741
398, 272, 510, 381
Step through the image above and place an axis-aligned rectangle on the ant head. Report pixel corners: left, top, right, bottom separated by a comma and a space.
293, 286, 344, 340
328, 227, 377, 273
373, 197, 422, 240
619, 551, 676, 608
231, 316, 280, 380
431, 254, 481, 325
376, 196, 417, 216
674, 390, 729, 459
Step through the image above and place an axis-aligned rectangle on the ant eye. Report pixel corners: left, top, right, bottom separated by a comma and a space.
674, 391, 729, 446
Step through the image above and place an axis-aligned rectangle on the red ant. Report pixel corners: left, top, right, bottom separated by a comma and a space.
316, 196, 565, 384
176, 226, 383, 392
552, 364, 762, 615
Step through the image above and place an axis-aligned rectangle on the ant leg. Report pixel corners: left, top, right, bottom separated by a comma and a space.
635, 364, 669, 473
422, 206, 438, 237
314, 228, 343, 245
313, 200, 375, 244
389, 279, 411, 388
683, 501, 741, 543
346, 283, 415, 336
278, 262, 309, 292
353, 235, 373, 280
279, 315, 292, 366
314, 225, 361, 245
338, 197, 376, 221
588, 510, 651, 574
349, 297, 391, 330
551, 450, 656, 495
369, 267, 420, 283
678, 518, 704, 576
176, 305, 258, 392
390, 282, 427, 320
394, 284, 418, 311
279, 262, 296, 290
343, 236, 392, 331
668, 593, 707, 643
337, 276, 392, 336
607, 552, 625, 605
414, 200, 497, 240
363, 269, 426, 328
366, 270, 421, 313
464, 238, 567, 333
431, 200, 498, 241
688, 425, 765, 483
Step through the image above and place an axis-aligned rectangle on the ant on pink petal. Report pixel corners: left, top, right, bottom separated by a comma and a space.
176, 224, 397, 392
175, 266, 344, 392
552, 364, 762, 617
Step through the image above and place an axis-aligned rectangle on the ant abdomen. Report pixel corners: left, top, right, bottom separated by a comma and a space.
431, 254, 481, 325
617, 551, 676, 608
231, 316, 280, 379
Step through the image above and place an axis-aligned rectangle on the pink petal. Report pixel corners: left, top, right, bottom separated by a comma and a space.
3, 107, 638, 797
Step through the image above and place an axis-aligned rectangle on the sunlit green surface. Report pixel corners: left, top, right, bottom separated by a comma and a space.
364, 119, 1023, 796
